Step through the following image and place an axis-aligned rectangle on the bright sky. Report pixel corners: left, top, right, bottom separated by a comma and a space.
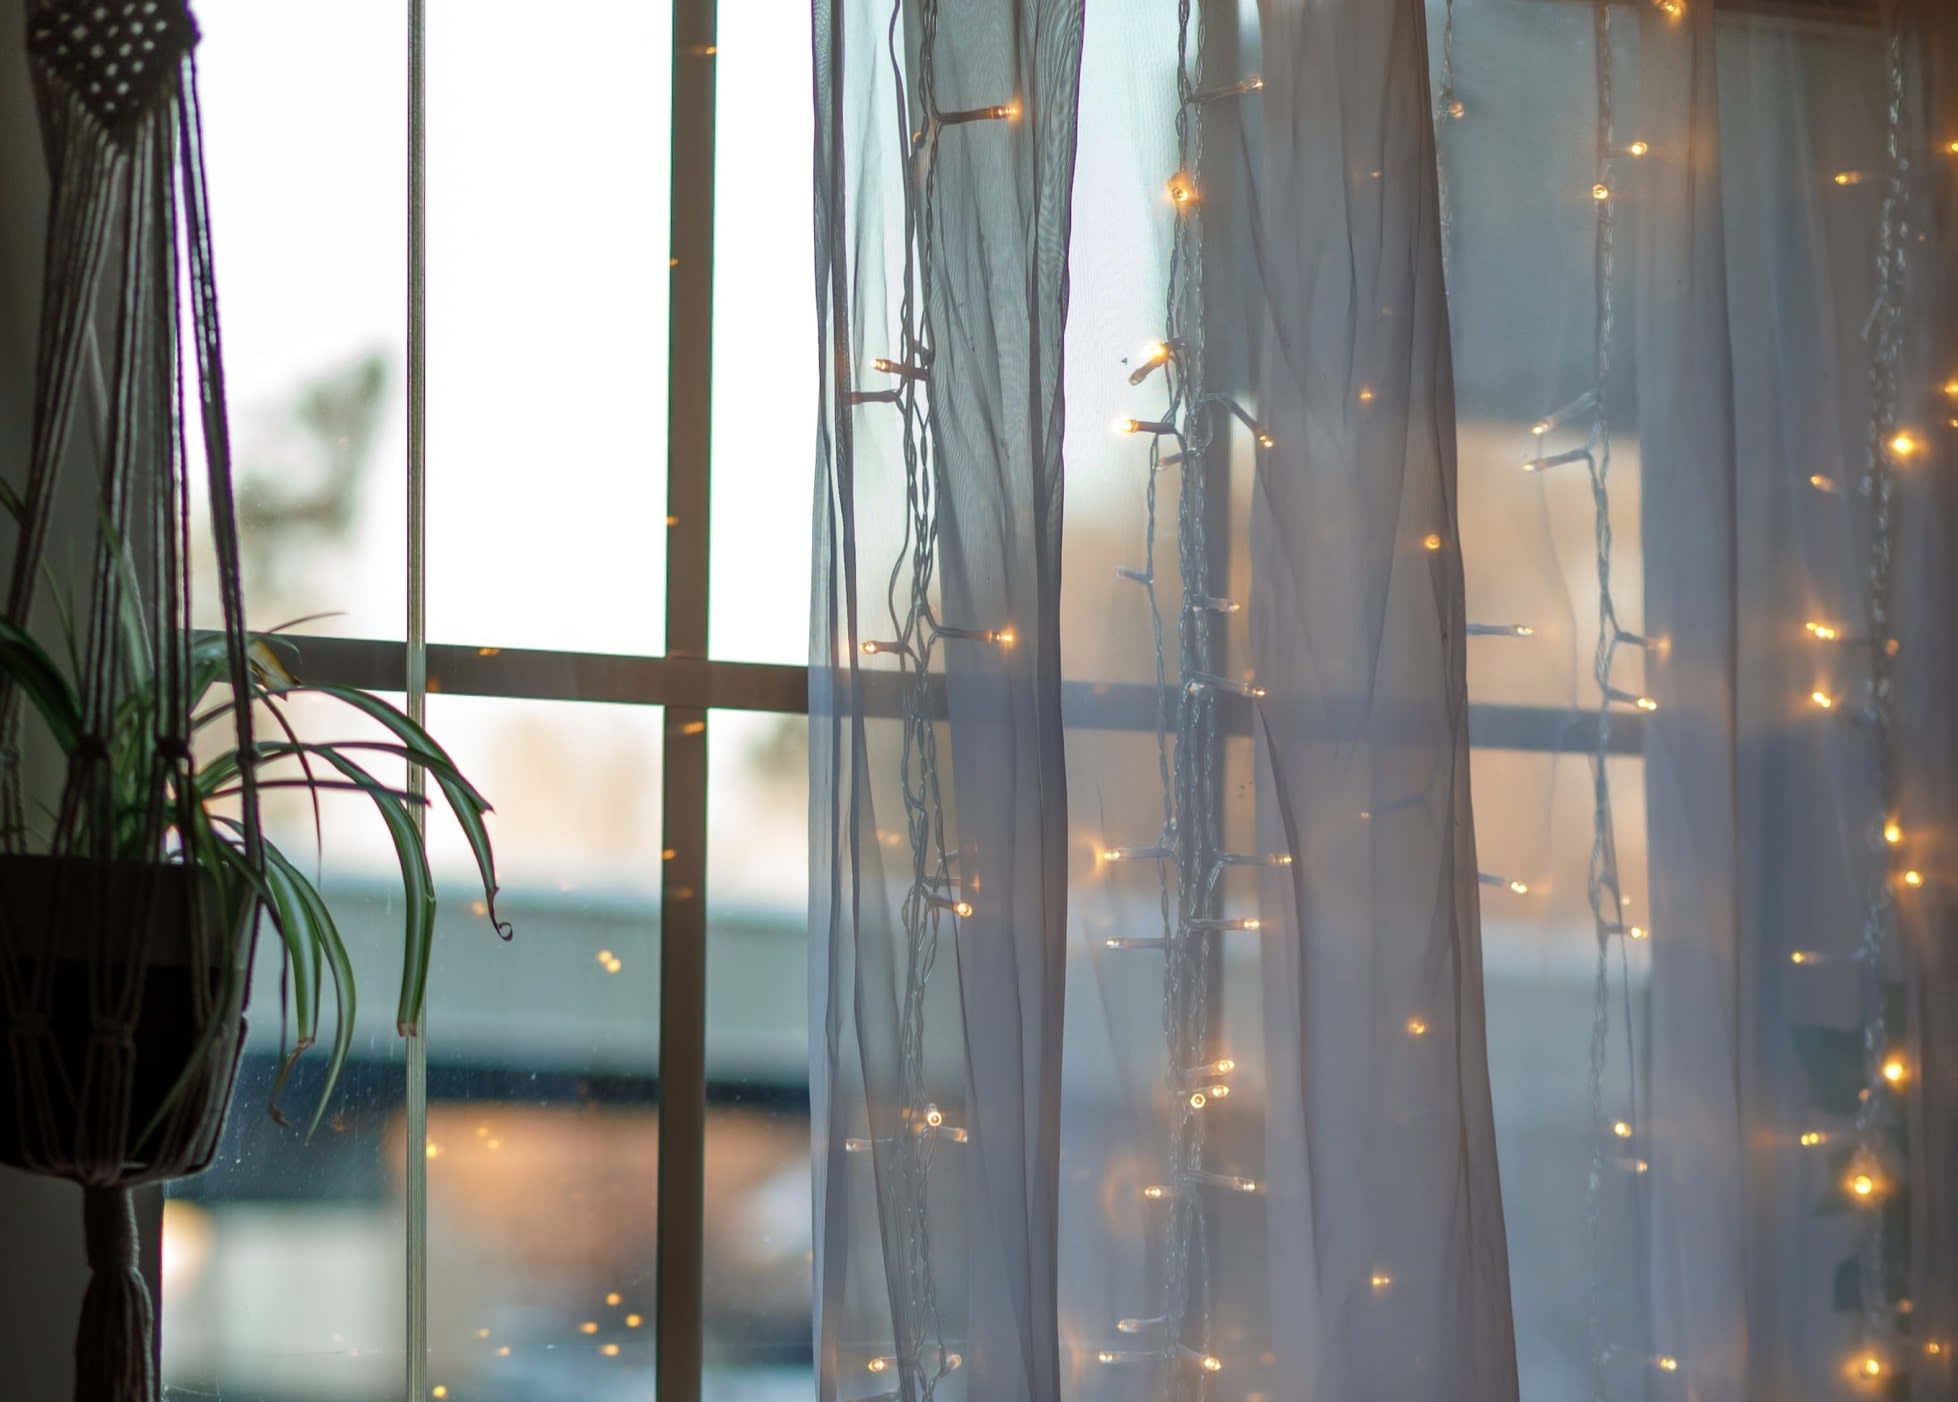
194, 0, 814, 667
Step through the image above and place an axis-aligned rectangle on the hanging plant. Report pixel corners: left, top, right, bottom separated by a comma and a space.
0, 4, 507, 1400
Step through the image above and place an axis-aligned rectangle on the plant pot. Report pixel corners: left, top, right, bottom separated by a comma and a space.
0, 854, 254, 1182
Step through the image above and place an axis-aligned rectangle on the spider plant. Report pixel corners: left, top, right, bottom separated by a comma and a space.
0, 568, 509, 1139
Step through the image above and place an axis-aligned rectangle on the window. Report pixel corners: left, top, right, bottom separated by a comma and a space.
162, 5, 814, 1401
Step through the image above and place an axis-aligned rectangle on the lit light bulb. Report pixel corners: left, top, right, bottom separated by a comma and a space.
1811, 473, 1836, 492
1835, 171, 1863, 187
1800, 1130, 1825, 1146
1592, 183, 1611, 201
953, 901, 974, 918
1117, 1318, 1150, 1334
1657, 1356, 1679, 1372
1627, 140, 1650, 157
1929, 1342, 1945, 1357
868, 1357, 889, 1374
1530, 419, 1551, 435
1188, 1091, 1208, 1109
1612, 1120, 1633, 1139
924, 1105, 944, 1127
1806, 621, 1840, 640
1167, 173, 1197, 206
626, 1314, 643, 1328
1884, 820, 1903, 845
1883, 1055, 1907, 1084
580, 1321, 600, 1335
605, 1292, 622, 1307
1655, 0, 1685, 17
1200, 1356, 1224, 1374
1423, 533, 1443, 552
601, 1343, 621, 1358
1358, 387, 1375, 404
1097, 1351, 1117, 1365
1629, 926, 1647, 940
1406, 1017, 1429, 1037
1508, 879, 1530, 895
991, 627, 1016, 646
1142, 1184, 1169, 1200
1944, 378, 1958, 400
1850, 1172, 1877, 1199
1889, 431, 1920, 459
1860, 1354, 1884, 1378
1635, 696, 1659, 712
1812, 690, 1836, 710
1905, 870, 1924, 888
1370, 1272, 1393, 1290
1256, 430, 1276, 448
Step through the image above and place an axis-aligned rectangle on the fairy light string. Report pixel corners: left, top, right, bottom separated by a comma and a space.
843, 0, 1024, 1391
1510, 6, 1648, 1394
1097, 1, 1279, 1390
1849, 13, 1910, 1376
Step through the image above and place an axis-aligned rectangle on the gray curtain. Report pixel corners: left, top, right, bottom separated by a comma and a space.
811, 2, 1958, 1401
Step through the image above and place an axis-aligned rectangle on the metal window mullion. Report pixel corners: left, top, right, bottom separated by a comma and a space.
659, 2, 717, 1401
404, 1, 430, 1399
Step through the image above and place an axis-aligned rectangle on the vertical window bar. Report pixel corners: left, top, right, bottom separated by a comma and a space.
660, 2, 716, 1401
404, 0, 430, 1397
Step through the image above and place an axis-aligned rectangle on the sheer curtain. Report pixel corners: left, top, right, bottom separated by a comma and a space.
810, 3, 1958, 1402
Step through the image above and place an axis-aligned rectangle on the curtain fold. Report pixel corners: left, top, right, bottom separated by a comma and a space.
809, 2, 1081, 1399
1246, 4, 1519, 1399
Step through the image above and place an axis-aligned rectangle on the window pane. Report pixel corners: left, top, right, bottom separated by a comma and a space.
426, 2, 672, 657
706, 710, 811, 1397
193, 1, 406, 642
709, 25, 817, 666
164, 691, 416, 1400
420, 695, 665, 1398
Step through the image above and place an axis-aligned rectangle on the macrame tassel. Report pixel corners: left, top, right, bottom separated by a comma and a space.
74, 1186, 154, 1402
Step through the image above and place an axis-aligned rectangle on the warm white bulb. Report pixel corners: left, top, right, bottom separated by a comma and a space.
1812, 690, 1835, 710
1612, 1120, 1633, 1139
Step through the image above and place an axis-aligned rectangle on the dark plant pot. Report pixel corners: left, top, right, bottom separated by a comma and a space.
0, 854, 254, 1183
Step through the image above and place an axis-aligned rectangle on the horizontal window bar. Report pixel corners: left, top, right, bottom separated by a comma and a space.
285, 635, 1642, 754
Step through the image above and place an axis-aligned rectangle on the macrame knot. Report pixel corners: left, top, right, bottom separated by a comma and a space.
151, 733, 192, 763
27, 0, 200, 147
76, 1186, 155, 1402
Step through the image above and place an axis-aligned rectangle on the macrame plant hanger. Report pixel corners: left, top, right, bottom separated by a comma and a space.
0, 4, 261, 1400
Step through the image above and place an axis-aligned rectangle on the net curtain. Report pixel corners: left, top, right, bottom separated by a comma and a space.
810, 1, 1512, 1400
809, 3, 1958, 1402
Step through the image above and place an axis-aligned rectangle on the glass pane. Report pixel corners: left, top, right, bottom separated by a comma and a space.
706, 710, 811, 1397
164, 691, 417, 1400
709, 24, 817, 666
426, 2, 672, 657
420, 695, 665, 1399
192, 1, 407, 642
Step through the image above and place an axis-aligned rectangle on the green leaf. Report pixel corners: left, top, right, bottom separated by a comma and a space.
1793, 1024, 1866, 1118
0, 618, 82, 753
256, 838, 357, 1140
298, 746, 436, 1036
270, 683, 511, 940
